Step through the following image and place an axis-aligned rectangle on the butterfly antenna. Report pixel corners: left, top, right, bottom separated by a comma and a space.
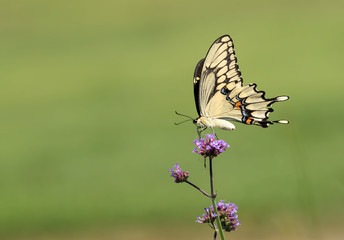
175, 111, 194, 120
174, 119, 192, 125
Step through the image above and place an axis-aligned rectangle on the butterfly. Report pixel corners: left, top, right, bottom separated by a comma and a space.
191, 35, 289, 136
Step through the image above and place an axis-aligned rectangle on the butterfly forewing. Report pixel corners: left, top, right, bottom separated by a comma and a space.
198, 35, 242, 118
193, 58, 205, 117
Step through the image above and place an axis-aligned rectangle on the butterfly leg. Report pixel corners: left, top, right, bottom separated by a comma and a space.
199, 127, 208, 135
196, 126, 201, 139
196, 126, 207, 139
209, 126, 219, 140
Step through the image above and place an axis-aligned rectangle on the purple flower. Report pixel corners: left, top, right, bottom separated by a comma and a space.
216, 200, 241, 232
169, 163, 189, 183
196, 206, 217, 224
193, 134, 230, 158
196, 200, 240, 232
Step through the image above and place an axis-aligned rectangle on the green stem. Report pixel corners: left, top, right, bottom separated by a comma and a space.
185, 180, 211, 198
209, 157, 226, 240
211, 198, 225, 240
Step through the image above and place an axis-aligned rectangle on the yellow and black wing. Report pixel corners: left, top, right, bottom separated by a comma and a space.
194, 35, 242, 118
193, 35, 289, 128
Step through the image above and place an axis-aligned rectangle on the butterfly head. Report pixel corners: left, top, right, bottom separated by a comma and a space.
193, 118, 208, 131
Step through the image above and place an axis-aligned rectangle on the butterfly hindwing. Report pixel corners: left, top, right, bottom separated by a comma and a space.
216, 83, 289, 127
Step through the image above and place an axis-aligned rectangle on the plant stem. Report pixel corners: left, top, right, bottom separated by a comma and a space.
185, 180, 211, 198
209, 157, 226, 240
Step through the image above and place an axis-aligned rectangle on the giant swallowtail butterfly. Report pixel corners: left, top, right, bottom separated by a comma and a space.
192, 35, 289, 134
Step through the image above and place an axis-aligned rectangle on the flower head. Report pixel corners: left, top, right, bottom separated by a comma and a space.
216, 200, 241, 232
193, 134, 230, 158
169, 163, 189, 183
196, 200, 240, 232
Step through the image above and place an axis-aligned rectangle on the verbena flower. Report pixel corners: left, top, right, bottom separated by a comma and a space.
196, 201, 240, 232
196, 207, 217, 224
169, 163, 189, 183
192, 134, 230, 158
216, 200, 241, 232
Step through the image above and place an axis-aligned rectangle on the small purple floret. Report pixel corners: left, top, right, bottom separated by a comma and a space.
196, 200, 240, 232
193, 134, 230, 158
169, 163, 189, 183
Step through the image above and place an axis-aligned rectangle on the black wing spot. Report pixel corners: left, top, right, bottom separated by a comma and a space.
221, 87, 230, 95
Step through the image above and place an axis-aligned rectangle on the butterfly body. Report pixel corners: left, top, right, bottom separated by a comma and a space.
195, 117, 236, 131
192, 35, 289, 133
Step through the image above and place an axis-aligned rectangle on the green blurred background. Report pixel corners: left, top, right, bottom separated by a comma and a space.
1, 0, 344, 239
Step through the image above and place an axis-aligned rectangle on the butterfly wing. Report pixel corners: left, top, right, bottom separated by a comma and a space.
196, 35, 242, 118
193, 58, 205, 117
194, 35, 288, 128
207, 82, 289, 127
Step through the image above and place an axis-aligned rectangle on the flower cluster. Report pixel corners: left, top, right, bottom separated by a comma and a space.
196, 201, 240, 232
216, 200, 241, 232
169, 163, 189, 183
193, 134, 230, 158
